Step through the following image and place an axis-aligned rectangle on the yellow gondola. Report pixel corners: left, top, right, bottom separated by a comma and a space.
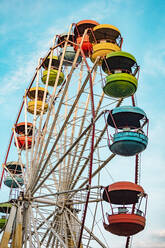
27, 100, 48, 115
89, 24, 122, 63
27, 87, 49, 115
27, 87, 48, 100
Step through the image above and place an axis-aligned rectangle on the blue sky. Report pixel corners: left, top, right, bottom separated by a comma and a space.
0, 0, 165, 247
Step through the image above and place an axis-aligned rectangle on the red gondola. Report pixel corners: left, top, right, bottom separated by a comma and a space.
15, 122, 33, 136
102, 181, 147, 236
74, 20, 99, 57
14, 136, 32, 150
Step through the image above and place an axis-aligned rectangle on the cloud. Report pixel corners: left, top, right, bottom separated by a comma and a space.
148, 113, 165, 150
135, 242, 165, 248
142, 43, 165, 77
74, 0, 129, 22
0, 31, 55, 97
131, 230, 165, 248
153, 229, 165, 241
134, 230, 165, 248
0, 0, 112, 98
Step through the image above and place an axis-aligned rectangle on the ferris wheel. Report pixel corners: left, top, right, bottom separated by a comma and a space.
0, 20, 149, 248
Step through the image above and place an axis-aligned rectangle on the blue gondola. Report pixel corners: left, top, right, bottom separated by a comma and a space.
57, 32, 82, 66
4, 176, 24, 188
107, 106, 148, 156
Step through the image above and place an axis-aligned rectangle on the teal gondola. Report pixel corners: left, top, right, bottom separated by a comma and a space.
107, 106, 148, 156
4, 176, 24, 188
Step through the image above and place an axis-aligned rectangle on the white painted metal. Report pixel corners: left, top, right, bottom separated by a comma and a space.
1, 25, 124, 247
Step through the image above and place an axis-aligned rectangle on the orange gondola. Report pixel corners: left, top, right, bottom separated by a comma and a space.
14, 136, 32, 150
14, 122, 33, 150
15, 122, 33, 136
102, 181, 147, 237
104, 213, 145, 236
103, 181, 145, 204
74, 20, 99, 57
